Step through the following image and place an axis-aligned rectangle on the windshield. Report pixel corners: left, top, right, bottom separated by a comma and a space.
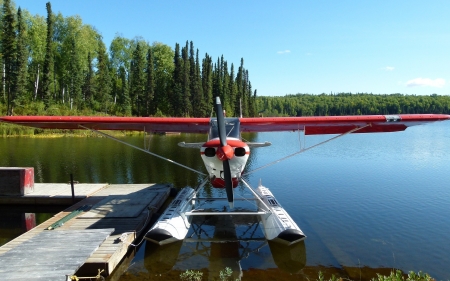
209, 118, 240, 139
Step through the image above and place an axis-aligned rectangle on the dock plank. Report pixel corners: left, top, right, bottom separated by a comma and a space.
0, 183, 108, 205
0, 228, 114, 281
0, 183, 171, 278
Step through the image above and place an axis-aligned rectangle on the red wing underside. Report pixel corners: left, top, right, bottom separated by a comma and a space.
239, 115, 450, 135
0, 116, 211, 133
1, 114, 449, 135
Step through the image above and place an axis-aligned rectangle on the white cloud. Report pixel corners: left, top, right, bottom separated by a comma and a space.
277, 50, 291, 54
383, 66, 395, 71
406, 78, 446, 88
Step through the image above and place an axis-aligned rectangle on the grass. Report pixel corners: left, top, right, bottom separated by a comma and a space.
0, 123, 144, 138
179, 268, 435, 281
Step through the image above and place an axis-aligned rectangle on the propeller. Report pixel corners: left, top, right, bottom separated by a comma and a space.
214, 96, 234, 209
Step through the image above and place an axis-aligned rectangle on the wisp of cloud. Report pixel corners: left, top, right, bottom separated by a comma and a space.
406, 78, 445, 88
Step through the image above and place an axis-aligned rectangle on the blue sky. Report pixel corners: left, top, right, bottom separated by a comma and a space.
16, 0, 450, 96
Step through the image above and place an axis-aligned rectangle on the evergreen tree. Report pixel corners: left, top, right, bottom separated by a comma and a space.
228, 63, 237, 116
188, 42, 198, 116
130, 42, 145, 115
222, 60, 230, 115
41, 2, 54, 107
16, 7, 28, 106
234, 58, 244, 117
181, 41, 191, 116
145, 47, 155, 115
2, 0, 16, 115
201, 53, 213, 115
171, 43, 183, 116
191, 48, 204, 117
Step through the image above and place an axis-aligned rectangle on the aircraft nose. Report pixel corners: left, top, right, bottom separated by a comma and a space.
216, 145, 234, 161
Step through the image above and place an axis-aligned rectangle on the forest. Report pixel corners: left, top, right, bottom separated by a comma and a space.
1, 0, 450, 119
0, 0, 257, 118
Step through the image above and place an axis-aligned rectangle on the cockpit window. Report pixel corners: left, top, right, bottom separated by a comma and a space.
209, 118, 240, 139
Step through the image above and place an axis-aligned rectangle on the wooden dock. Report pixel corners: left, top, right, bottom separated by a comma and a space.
0, 183, 108, 205
0, 183, 171, 280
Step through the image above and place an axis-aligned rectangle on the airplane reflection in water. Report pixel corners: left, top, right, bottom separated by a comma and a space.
144, 215, 306, 280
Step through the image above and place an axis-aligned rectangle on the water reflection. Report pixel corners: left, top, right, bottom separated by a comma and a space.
0, 205, 61, 247
142, 215, 306, 280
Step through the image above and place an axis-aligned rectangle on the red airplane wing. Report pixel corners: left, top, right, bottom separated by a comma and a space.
0, 116, 211, 133
1, 114, 449, 135
239, 114, 450, 135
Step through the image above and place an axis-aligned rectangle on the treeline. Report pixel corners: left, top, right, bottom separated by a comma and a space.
0, 0, 256, 117
257, 93, 450, 116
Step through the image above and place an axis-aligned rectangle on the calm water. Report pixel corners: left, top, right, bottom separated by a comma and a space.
1, 121, 449, 280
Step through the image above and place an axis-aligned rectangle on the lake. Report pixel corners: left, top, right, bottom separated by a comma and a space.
1, 121, 449, 280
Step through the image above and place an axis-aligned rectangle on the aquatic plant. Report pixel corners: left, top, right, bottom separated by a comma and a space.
180, 269, 203, 281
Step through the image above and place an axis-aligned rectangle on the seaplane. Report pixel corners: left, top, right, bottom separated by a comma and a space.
1, 97, 449, 247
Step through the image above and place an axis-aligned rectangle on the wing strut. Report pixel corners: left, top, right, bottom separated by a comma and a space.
78, 125, 206, 176
245, 124, 370, 176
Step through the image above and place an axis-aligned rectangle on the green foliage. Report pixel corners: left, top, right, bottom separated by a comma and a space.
315, 270, 434, 281
371, 270, 434, 281
2, 0, 17, 115
180, 269, 203, 281
257, 93, 450, 117
130, 42, 146, 115
219, 267, 238, 281
9, 2, 449, 121
179, 267, 239, 281
41, 2, 54, 108
16, 7, 29, 106
0, 3, 256, 118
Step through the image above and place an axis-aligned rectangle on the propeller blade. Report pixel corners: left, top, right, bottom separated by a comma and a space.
215, 96, 234, 208
223, 159, 234, 209
215, 96, 227, 147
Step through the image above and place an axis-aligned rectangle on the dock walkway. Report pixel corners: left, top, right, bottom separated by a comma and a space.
0, 183, 171, 280
0, 183, 108, 205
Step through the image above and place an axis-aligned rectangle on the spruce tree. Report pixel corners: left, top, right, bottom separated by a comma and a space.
228, 63, 237, 116
42, 2, 54, 107
171, 43, 183, 116
2, 0, 16, 115
16, 7, 28, 106
191, 48, 204, 117
130, 42, 145, 115
235, 59, 244, 117
145, 47, 155, 115
201, 53, 213, 115
181, 41, 191, 116
222, 60, 230, 115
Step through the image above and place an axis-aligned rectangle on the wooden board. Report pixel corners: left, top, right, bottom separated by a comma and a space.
0, 228, 114, 281
0, 183, 108, 205
80, 185, 168, 218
